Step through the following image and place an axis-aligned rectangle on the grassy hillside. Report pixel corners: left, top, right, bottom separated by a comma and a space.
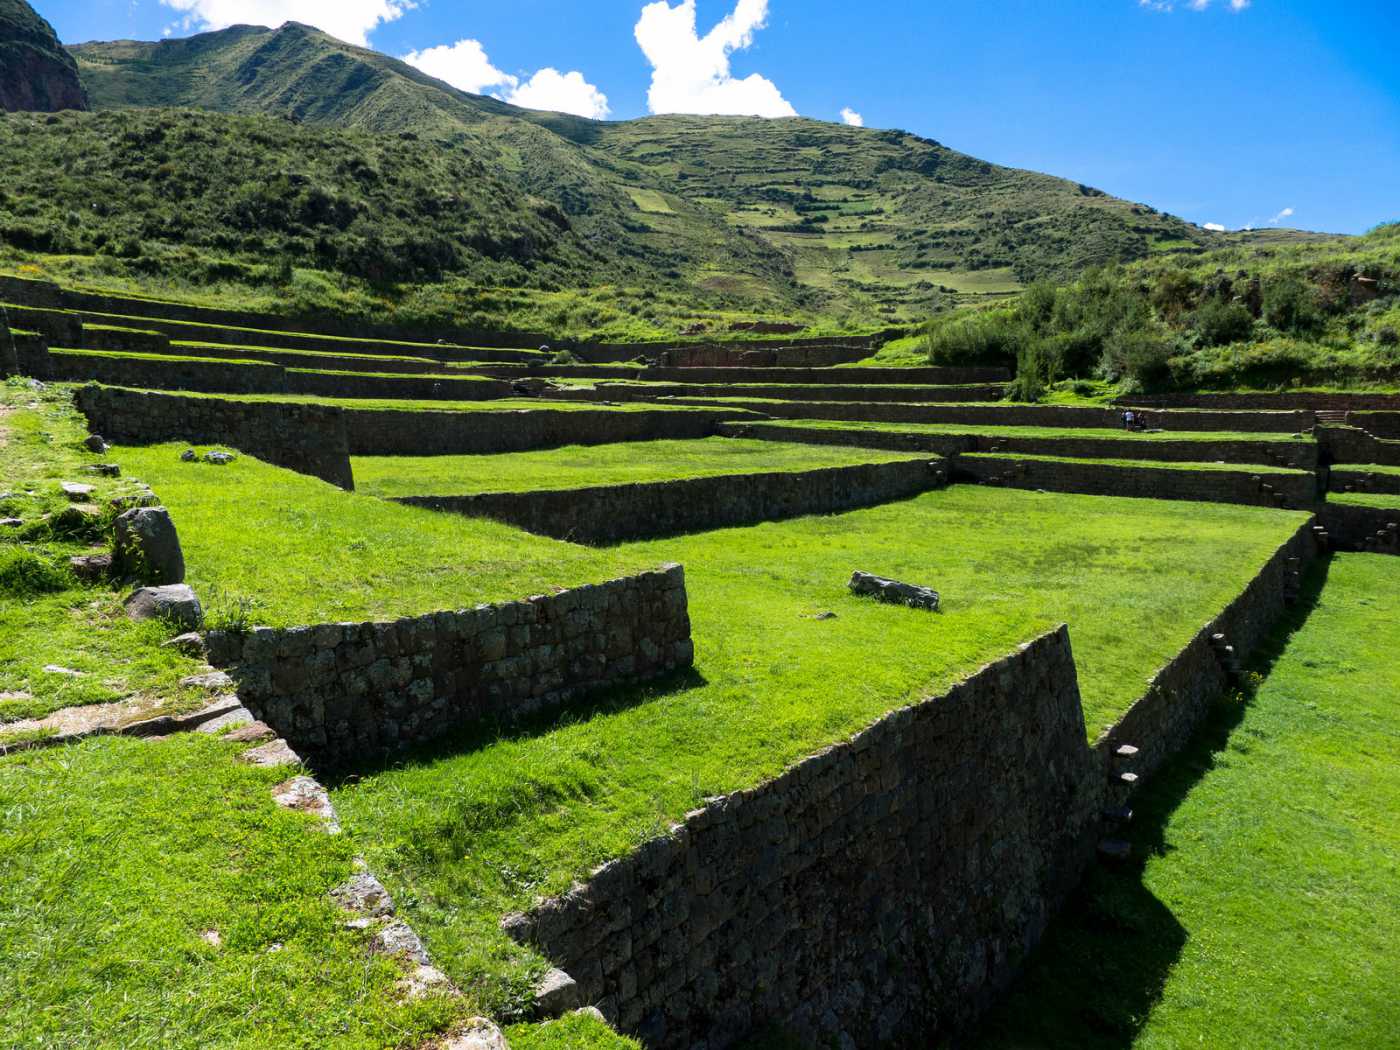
1, 20, 1216, 334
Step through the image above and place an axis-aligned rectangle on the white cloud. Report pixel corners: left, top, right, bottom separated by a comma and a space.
403, 39, 517, 95
1204, 222, 1227, 232
160, 0, 410, 46
840, 107, 864, 127
1138, 0, 1249, 11
1270, 206, 1296, 226
403, 39, 609, 119
509, 68, 611, 119
635, 0, 796, 118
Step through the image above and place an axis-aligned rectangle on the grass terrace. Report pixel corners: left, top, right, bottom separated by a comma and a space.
962, 452, 1310, 475
1332, 463, 1400, 476
49, 347, 280, 369
352, 438, 921, 499
329, 487, 1307, 1022
111, 446, 649, 628
172, 340, 446, 366
1327, 491, 1400, 510
97, 387, 737, 414
977, 555, 1400, 1049
745, 418, 1308, 443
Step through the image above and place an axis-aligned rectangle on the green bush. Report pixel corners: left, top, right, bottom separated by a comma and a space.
1194, 299, 1255, 347
922, 309, 1022, 367
0, 547, 72, 598
1262, 275, 1324, 335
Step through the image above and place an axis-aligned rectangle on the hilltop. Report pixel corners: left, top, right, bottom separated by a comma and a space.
0, 0, 85, 111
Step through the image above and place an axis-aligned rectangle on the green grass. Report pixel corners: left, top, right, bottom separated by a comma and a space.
0, 381, 210, 724
172, 340, 443, 366
110, 444, 649, 628
351, 438, 920, 499
330, 487, 1305, 1022
1327, 491, 1400, 509
963, 452, 1308, 475
508, 1013, 642, 1050
744, 418, 1305, 443
1332, 463, 1400, 476
976, 554, 1400, 1049
0, 733, 463, 1048
50, 347, 278, 368
285, 367, 499, 383
101, 387, 733, 414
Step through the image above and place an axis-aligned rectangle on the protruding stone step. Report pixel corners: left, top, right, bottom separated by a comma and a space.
1116, 771, 1140, 789
1103, 805, 1134, 824
1114, 744, 1140, 761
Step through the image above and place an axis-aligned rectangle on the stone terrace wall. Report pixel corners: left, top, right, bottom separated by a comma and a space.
507, 628, 1102, 1050
1318, 425, 1400, 466
74, 385, 355, 490
478, 365, 1010, 386
342, 407, 746, 456
954, 455, 1319, 509
1346, 411, 1400, 439
165, 342, 447, 374
10, 331, 51, 378
50, 350, 289, 394
205, 565, 695, 767
396, 459, 948, 545
718, 421, 1317, 469
690, 398, 1311, 434
1318, 503, 1400, 554
0, 325, 17, 377
83, 325, 171, 355
285, 370, 515, 401
1331, 468, 1400, 496
1124, 392, 1400, 412
576, 336, 877, 367
550, 383, 1006, 405
1097, 522, 1319, 778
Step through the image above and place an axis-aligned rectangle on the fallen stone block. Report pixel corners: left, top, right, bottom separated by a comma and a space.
849, 571, 941, 612
114, 507, 186, 585
243, 738, 301, 768
124, 584, 203, 630
271, 775, 340, 832
162, 632, 206, 657
369, 921, 431, 965
439, 1019, 510, 1050
84, 434, 109, 453
534, 967, 584, 1018
69, 553, 112, 584
61, 481, 95, 502
331, 871, 396, 920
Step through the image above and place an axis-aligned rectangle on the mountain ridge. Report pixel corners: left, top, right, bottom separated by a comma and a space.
0, 0, 87, 112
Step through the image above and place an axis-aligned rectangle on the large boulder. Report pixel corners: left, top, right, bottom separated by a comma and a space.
124, 584, 203, 630
113, 506, 185, 584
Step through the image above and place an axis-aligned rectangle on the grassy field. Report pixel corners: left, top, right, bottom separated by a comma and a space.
975, 554, 1400, 1049
963, 452, 1309, 475
330, 487, 1305, 1024
111, 445, 650, 629
352, 438, 919, 498
0, 381, 209, 726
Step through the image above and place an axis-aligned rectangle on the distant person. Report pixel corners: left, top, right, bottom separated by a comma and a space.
1123, 409, 1135, 431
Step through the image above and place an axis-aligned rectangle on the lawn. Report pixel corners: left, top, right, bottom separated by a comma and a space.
330, 487, 1306, 1025
351, 438, 920, 499
975, 554, 1400, 1049
1328, 491, 1400, 509
111, 444, 650, 628
963, 452, 1309, 475
731, 417, 1305, 443
1331, 462, 1400, 476
101, 386, 732, 414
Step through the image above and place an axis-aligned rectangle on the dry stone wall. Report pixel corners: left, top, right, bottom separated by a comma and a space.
204, 565, 694, 767
395, 459, 948, 544
1124, 392, 1400, 412
1318, 503, 1400, 553
285, 370, 514, 401
1318, 425, 1400, 466
74, 385, 355, 490
50, 350, 289, 394
507, 629, 1103, 1049
1330, 468, 1400, 496
954, 455, 1319, 509
480, 365, 1010, 385
549, 383, 1006, 405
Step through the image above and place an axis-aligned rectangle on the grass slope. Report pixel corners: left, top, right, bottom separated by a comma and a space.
976, 554, 1400, 1048
351, 438, 919, 498
331, 487, 1303, 1023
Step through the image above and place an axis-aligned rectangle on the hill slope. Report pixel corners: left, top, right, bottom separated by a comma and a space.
0, 0, 86, 112
67, 22, 1216, 322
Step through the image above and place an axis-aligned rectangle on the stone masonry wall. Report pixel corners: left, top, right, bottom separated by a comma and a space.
82, 325, 172, 354
548, 383, 1006, 405
954, 455, 1319, 509
396, 458, 948, 544
477, 365, 1011, 386
508, 628, 1102, 1050
1124, 392, 1400, 412
342, 407, 746, 456
1345, 411, 1400, 439
1318, 503, 1400, 553
1318, 425, 1400, 466
718, 421, 1317, 469
205, 565, 695, 767
0, 324, 17, 377
50, 349, 289, 394
285, 370, 515, 401
74, 385, 355, 490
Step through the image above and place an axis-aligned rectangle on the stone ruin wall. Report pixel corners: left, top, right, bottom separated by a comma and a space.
507, 520, 1322, 1050
205, 565, 694, 768
395, 458, 948, 544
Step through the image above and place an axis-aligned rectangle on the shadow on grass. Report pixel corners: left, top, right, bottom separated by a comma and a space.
321, 665, 711, 787
971, 555, 1333, 1050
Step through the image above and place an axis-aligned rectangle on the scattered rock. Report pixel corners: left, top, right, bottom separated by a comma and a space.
849, 571, 941, 612
69, 553, 113, 583
200, 929, 222, 948
180, 449, 197, 462
180, 670, 234, 692
83, 463, 121, 478
438, 1020, 511, 1050
398, 964, 455, 1000
271, 775, 340, 832
41, 665, 83, 677
49, 503, 103, 535
196, 708, 257, 736
114, 507, 186, 585
84, 434, 109, 454
222, 720, 275, 744
203, 451, 235, 465
534, 967, 583, 1018
331, 871, 396, 920
125, 584, 203, 629
369, 921, 431, 965
109, 487, 159, 511
162, 632, 206, 657
0, 518, 21, 529
811, 611, 838, 621
571, 1006, 608, 1024
242, 738, 301, 768
60, 481, 95, 502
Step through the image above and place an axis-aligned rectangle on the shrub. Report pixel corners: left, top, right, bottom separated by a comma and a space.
1194, 299, 1255, 347
1262, 275, 1324, 335
0, 548, 71, 598
922, 309, 1022, 368
1101, 327, 1177, 390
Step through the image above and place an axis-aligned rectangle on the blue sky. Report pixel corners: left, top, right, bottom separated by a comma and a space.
38, 0, 1400, 235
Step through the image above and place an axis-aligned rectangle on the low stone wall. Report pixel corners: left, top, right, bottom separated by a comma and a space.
1330, 468, 1400, 496
717, 421, 1317, 470
1318, 503, 1400, 553
342, 407, 746, 456
50, 350, 289, 394
577, 335, 878, 366
83, 326, 172, 355
1318, 425, 1400, 466
10, 331, 51, 378
477, 365, 1011, 385
285, 370, 515, 401
0, 325, 17, 378
550, 383, 1007, 405
204, 565, 695, 767
689, 398, 1310, 434
507, 628, 1102, 1049
1096, 521, 1318, 778
1125, 392, 1400, 412
73, 385, 355, 490
0, 303, 83, 347
954, 455, 1319, 509
1345, 411, 1400, 439
396, 459, 947, 544
167, 342, 447, 374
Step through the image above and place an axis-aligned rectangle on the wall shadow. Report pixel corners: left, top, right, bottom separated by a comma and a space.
968, 555, 1333, 1050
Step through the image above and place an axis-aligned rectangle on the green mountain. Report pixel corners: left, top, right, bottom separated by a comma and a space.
60, 21, 1217, 326
0, 0, 86, 112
